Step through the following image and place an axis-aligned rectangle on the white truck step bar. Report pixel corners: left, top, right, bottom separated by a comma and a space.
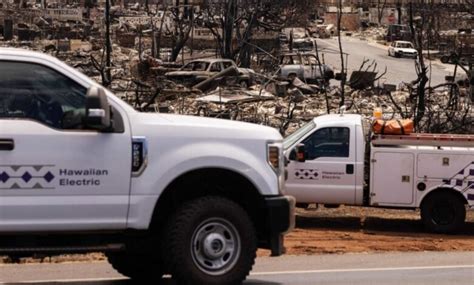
372, 133, 474, 147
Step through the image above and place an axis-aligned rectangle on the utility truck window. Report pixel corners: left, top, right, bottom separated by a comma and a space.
0, 61, 87, 129
302, 127, 350, 159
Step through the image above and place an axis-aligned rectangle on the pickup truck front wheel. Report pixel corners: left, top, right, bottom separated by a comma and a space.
421, 192, 466, 234
163, 196, 257, 285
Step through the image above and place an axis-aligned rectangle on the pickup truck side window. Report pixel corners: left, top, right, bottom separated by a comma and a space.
0, 61, 86, 130
302, 127, 350, 159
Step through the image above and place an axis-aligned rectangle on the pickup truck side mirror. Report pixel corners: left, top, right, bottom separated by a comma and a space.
295, 144, 306, 162
84, 86, 112, 131
289, 144, 306, 162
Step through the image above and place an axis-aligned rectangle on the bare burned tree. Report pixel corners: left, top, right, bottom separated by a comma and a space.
168, 5, 197, 62
407, 1, 434, 129
337, 0, 346, 108
202, 0, 309, 67
314, 40, 331, 114
155, 4, 168, 59
90, 49, 110, 87
104, 0, 112, 87
377, 0, 388, 25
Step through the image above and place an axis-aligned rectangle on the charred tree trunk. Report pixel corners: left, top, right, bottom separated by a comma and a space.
377, 0, 388, 25
105, 0, 112, 87
236, 12, 258, 67
223, 0, 237, 59
155, 5, 168, 59
409, 1, 428, 129
337, 0, 345, 108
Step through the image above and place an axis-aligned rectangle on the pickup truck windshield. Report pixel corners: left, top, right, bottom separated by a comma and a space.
283, 121, 316, 150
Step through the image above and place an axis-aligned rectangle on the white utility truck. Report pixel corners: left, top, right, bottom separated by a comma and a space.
0, 48, 295, 285
284, 114, 473, 233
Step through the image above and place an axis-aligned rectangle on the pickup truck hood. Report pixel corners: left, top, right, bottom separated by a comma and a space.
131, 112, 282, 141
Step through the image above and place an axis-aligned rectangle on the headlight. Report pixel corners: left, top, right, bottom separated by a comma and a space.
267, 142, 285, 194
267, 145, 280, 171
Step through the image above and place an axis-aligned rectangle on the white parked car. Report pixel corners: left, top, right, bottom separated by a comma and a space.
388, 41, 418, 58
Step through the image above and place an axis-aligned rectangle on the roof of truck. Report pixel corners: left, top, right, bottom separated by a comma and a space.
0, 47, 51, 59
312, 114, 362, 126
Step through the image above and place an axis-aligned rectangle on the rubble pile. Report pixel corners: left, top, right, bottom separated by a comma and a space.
351, 27, 387, 42
1, 2, 471, 136
128, 79, 472, 135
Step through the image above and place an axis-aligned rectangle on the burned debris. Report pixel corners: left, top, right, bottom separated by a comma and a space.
0, 0, 472, 136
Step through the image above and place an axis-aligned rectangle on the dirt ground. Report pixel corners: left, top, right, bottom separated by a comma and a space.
1, 206, 473, 263
258, 205, 474, 256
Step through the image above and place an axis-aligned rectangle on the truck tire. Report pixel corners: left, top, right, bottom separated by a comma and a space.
421, 192, 466, 234
107, 252, 163, 280
163, 196, 257, 285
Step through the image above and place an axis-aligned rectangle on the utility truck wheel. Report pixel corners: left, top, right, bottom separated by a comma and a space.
107, 252, 163, 280
163, 196, 257, 285
421, 192, 466, 234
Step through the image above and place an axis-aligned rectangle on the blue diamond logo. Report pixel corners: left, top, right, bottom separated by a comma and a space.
0, 172, 9, 183
44, 171, 54, 183
22, 172, 32, 183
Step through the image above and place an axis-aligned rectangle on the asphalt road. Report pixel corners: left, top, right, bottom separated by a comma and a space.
316, 37, 456, 87
1, 251, 473, 285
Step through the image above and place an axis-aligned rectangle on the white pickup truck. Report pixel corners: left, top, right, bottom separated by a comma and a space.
284, 114, 473, 233
0, 48, 295, 285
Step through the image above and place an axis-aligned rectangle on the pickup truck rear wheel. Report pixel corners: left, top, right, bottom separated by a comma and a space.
106, 252, 163, 280
163, 196, 257, 285
421, 192, 466, 234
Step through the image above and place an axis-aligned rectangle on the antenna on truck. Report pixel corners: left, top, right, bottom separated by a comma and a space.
339, 106, 346, 116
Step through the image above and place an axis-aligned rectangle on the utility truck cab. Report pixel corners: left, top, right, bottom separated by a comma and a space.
284, 114, 473, 233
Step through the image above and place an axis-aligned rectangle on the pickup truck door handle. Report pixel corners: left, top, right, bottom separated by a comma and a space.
346, 164, 354, 175
0, 139, 14, 151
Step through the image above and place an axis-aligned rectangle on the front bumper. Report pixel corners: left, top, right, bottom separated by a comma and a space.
264, 195, 296, 256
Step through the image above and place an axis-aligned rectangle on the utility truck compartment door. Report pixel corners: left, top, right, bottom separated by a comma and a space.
417, 154, 473, 179
371, 152, 414, 205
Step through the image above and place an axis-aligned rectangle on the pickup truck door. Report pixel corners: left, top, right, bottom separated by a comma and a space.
286, 126, 357, 204
0, 61, 132, 232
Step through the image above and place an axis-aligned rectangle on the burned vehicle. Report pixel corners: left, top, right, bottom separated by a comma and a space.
278, 53, 334, 84
165, 58, 255, 88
